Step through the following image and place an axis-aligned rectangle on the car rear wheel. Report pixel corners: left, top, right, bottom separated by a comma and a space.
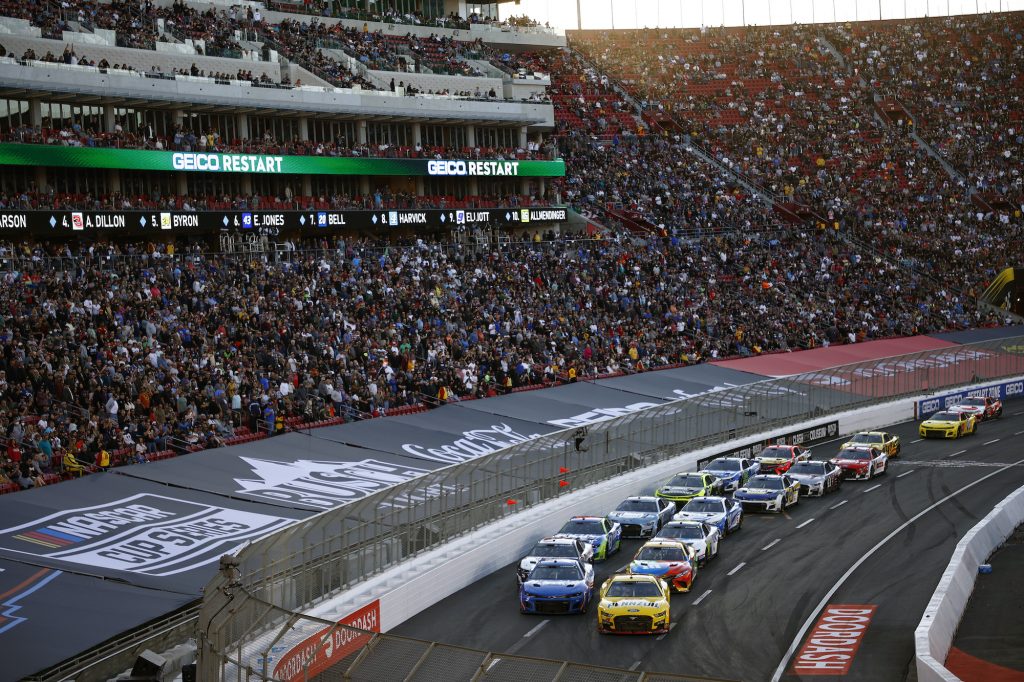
734, 514, 743, 532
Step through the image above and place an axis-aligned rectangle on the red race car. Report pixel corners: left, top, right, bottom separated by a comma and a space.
754, 444, 810, 475
948, 396, 1003, 421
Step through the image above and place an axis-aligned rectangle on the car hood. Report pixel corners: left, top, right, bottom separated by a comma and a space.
833, 458, 869, 466
921, 419, 956, 427
675, 511, 724, 522
704, 470, 740, 480
757, 456, 787, 463
736, 487, 779, 496
630, 560, 689, 574
659, 486, 703, 495
602, 597, 663, 608
609, 512, 657, 521
521, 580, 588, 597
788, 473, 824, 484
555, 533, 603, 544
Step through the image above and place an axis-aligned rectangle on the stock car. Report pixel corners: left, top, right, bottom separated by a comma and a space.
655, 472, 724, 507
607, 496, 676, 538
674, 496, 743, 535
518, 559, 595, 615
517, 537, 594, 584
700, 456, 760, 492
733, 474, 800, 513
555, 516, 622, 561
948, 396, 1003, 421
840, 431, 902, 458
628, 540, 698, 592
597, 574, 671, 635
654, 520, 720, 565
754, 444, 811, 475
786, 459, 843, 496
831, 446, 888, 480
919, 410, 978, 439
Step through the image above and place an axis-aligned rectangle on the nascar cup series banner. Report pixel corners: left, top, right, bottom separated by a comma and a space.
0, 143, 565, 177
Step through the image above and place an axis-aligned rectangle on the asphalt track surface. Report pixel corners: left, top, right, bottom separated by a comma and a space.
393, 408, 1024, 681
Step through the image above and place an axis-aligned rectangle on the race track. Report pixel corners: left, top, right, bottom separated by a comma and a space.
393, 409, 1024, 681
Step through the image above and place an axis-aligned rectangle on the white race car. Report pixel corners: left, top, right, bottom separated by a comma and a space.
654, 520, 720, 566
517, 537, 594, 584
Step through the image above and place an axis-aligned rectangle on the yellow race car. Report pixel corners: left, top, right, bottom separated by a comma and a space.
919, 410, 978, 439
596, 574, 671, 635
840, 431, 901, 458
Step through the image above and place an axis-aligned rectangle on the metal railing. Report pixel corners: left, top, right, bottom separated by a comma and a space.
194, 335, 1024, 680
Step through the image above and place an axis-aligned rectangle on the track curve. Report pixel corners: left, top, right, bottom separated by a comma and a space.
393, 410, 1024, 681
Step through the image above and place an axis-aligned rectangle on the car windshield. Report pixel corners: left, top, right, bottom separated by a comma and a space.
759, 446, 789, 458
667, 474, 707, 487
681, 499, 722, 513
748, 476, 784, 489
528, 543, 577, 558
838, 449, 872, 460
605, 581, 662, 598
560, 519, 605, 535
960, 398, 986, 406
616, 499, 658, 513
529, 565, 582, 581
789, 462, 825, 475
848, 433, 882, 444
636, 546, 687, 562
660, 525, 702, 540
707, 459, 741, 471
930, 412, 957, 421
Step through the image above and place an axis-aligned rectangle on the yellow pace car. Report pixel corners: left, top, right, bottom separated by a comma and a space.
840, 431, 901, 458
596, 574, 671, 635
919, 410, 978, 439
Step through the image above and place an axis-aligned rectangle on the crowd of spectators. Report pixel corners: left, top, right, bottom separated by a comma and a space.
0, 223, 1009, 490
827, 14, 1023, 198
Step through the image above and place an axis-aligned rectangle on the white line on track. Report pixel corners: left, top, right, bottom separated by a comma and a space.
507, 620, 549, 655
523, 620, 549, 638
629, 661, 642, 671
692, 589, 712, 606
762, 538, 781, 551
655, 622, 678, 641
911, 439, 923, 444
898, 470, 915, 478
615, 565, 628, 573
727, 562, 746, 576
1017, 430, 1024, 436
948, 450, 967, 458
796, 518, 815, 529
863, 484, 882, 493
829, 499, 848, 510
770, 455, 1024, 682
983, 439, 1001, 446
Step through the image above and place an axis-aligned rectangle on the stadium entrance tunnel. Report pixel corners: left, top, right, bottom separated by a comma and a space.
980, 268, 1024, 318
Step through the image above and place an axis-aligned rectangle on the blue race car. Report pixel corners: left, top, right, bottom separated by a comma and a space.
672, 496, 743, 535
555, 516, 623, 561
607, 496, 676, 538
519, 559, 595, 614
700, 456, 760, 492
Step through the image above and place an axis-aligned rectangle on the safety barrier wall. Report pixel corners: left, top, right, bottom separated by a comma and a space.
914, 484, 1024, 682
196, 338, 1024, 680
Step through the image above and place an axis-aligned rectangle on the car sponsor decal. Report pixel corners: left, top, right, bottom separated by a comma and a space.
0, 494, 296, 577
0, 567, 61, 635
916, 378, 1020, 418
272, 600, 380, 682
792, 604, 877, 675
234, 458, 434, 509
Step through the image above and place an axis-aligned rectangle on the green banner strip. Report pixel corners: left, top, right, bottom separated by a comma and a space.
0, 144, 565, 177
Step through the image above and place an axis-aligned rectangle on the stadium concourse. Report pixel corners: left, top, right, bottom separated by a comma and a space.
0, 0, 1020, 678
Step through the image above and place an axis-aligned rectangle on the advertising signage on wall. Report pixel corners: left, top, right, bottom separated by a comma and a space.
0, 144, 566, 177
0, 208, 568, 236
